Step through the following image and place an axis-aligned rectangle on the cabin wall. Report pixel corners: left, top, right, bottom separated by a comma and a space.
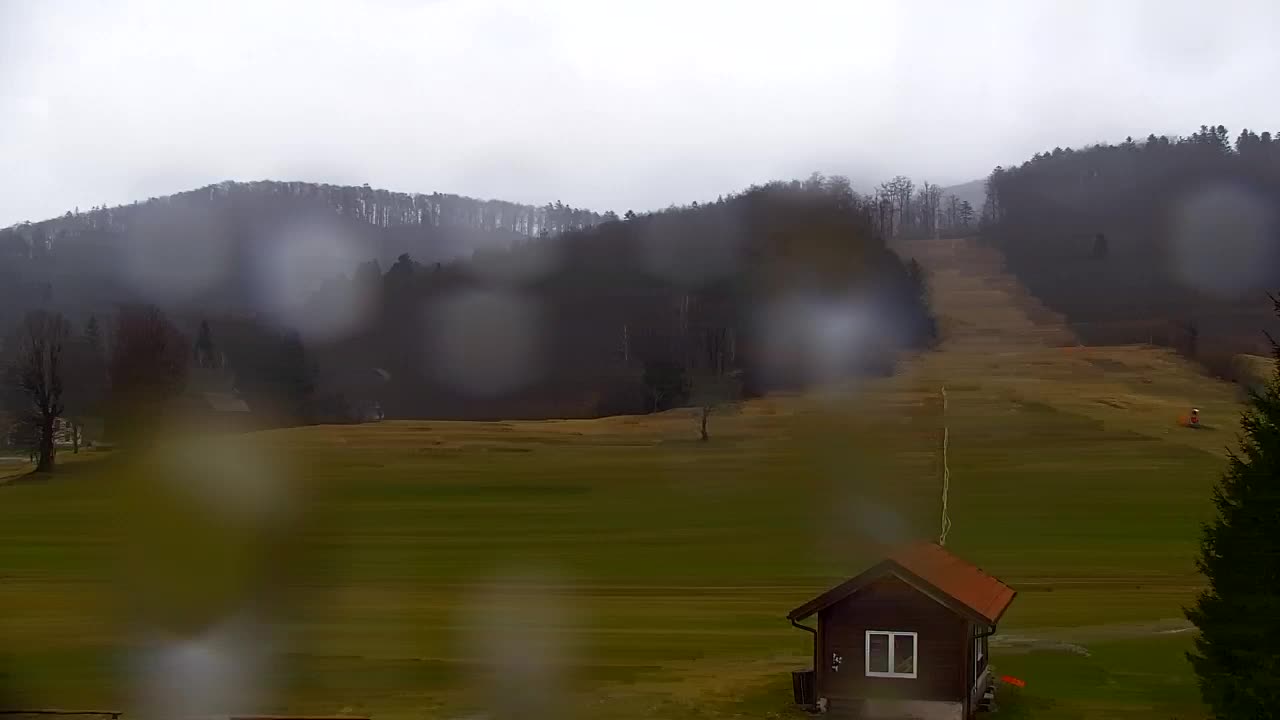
816, 575, 968, 713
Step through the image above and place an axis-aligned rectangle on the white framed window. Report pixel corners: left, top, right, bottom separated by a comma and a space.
865, 630, 918, 678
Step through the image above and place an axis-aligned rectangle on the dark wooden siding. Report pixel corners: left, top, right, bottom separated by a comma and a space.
816, 575, 968, 705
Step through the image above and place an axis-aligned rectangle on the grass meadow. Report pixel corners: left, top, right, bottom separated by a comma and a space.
0, 238, 1251, 718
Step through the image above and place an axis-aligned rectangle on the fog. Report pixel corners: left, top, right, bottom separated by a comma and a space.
2, 0, 1279, 227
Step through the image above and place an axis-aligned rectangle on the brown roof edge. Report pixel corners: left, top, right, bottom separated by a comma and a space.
787, 560, 895, 621
787, 556, 1016, 626
886, 541, 1017, 624
990, 588, 1018, 625
888, 562, 1009, 626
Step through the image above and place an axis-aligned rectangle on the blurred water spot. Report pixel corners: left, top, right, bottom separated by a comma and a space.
1170, 181, 1278, 297
155, 434, 290, 526
823, 493, 909, 554
813, 481, 908, 571
755, 296, 875, 385
461, 570, 574, 720
256, 218, 374, 342
132, 612, 274, 720
849, 497, 909, 545
428, 289, 543, 397
118, 431, 293, 638
122, 204, 233, 303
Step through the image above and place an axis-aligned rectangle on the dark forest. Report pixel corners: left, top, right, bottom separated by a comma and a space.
981, 124, 1280, 369
1, 176, 935, 428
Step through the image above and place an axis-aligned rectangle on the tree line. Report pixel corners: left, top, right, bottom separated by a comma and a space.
302, 174, 936, 422
2, 174, 936, 458
980, 124, 1280, 366
0, 180, 605, 337
971, 125, 1280, 717
1, 180, 602, 256
872, 176, 975, 240
0, 304, 318, 471
2, 306, 175, 471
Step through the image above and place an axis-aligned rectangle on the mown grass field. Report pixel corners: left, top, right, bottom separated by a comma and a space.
0, 238, 1254, 719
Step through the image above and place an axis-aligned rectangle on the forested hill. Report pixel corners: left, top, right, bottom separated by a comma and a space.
940, 178, 985, 214
0, 180, 604, 330
1, 175, 933, 423
981, 124, 1280, 369
311, 177, 936, 420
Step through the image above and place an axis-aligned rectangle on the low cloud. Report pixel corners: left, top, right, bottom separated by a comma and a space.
3, 0, 1279, 226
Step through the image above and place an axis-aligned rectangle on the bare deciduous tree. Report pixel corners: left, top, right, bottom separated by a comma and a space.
5, 311, 70, 472
689, 327, 742, 442
915, 182, 944, 238
690, 369, 742, 442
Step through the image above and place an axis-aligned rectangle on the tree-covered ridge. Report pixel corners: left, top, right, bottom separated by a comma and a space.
310, 175, 936, 420
0, 179, 603, 258
980, 124, 1280, 362
872, 176, 974, 240
983, 124, 1280, 237
0, 180, 606, 335
1, 174, 934, 425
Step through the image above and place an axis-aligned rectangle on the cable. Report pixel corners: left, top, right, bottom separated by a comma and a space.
939, 386, 952, 546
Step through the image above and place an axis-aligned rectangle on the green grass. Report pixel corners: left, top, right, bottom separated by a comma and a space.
0, 382, 1232, 719
996, 634, 1204, 719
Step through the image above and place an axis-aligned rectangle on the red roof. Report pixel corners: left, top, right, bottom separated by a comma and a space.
888, 541, 1016, 624
788, 541, 1016, 625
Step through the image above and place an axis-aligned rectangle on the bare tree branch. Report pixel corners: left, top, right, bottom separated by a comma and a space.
6, 311, 70, 472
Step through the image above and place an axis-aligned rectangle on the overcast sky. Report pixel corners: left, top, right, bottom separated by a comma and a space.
2, 0, 1280, 227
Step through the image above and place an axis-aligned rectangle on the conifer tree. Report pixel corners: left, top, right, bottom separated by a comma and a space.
1186, 296, 1280, 718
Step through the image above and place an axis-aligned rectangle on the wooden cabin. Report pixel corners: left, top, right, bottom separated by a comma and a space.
788, 541, 1016, 719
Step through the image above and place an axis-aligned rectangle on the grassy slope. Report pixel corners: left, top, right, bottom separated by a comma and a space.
0, 238, 1244, 719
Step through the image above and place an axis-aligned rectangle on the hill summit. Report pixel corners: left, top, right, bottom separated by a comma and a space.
0, 180, 605, 326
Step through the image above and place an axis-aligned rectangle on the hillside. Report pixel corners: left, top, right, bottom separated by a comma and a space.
891, 236, 1241, 457
310, 179, 935, 420
980, 125, 1280, 369
0, 180, 604, 329
941, 177, 985, 211
0, 236, 1247, 720
0, 177, 934, 423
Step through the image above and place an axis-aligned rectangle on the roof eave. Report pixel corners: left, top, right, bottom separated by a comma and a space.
883, 562, 1000, 626
787, 560, 894, 621
786, 559, 1016, 627
987, 589, 1018, 626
